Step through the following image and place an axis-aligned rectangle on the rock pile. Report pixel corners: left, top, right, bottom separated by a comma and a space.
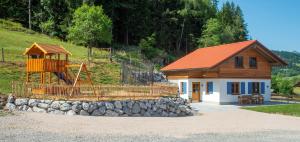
5, 96, 193, 117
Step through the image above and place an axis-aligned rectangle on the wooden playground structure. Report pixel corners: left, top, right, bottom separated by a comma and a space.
14, 42, 177, 100
24, 43, 94, 96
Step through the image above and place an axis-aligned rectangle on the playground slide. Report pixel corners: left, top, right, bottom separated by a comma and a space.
54, 72, 73, 85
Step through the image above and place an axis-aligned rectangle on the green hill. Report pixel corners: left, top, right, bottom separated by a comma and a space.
272, 50, 300, 77
0, 24, 125, 94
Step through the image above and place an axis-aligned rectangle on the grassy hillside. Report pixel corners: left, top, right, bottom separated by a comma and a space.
272, 50, 300, 77
0, 26, 123, 94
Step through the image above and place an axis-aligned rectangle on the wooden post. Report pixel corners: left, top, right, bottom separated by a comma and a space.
1, 48, 4, 62
109, 48, 112, 63
57, 54, 60, 84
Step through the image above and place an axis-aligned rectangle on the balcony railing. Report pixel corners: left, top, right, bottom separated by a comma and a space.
26, 59, 67, 72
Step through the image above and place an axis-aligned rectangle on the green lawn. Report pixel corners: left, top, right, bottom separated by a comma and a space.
243, 104, 300, 117
0, 21, 147, 95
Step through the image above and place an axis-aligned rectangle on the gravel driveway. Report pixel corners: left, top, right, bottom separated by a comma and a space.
1, 108, 300, 142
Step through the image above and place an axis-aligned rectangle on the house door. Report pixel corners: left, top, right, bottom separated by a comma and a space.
192, 82, 201, 102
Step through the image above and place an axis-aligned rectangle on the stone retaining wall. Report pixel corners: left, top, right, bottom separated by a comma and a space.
5, 95, 193, 117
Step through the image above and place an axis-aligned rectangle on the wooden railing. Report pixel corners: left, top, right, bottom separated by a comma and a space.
11, 82, 178, 101
26, 59, 68, 72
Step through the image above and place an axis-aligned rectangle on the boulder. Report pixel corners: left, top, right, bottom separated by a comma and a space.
91, 109, 103, 116
158, 104, 167, 110
123, 106, 132, 115
114, 109, 124, 115
168, 112, 177, 117
114, 101, 122, 109
26, 107, 33, 112
88, 103, 98, 113
60, 103, 71, 111
5, 103, 16, 111
98, 106, 106, 115
7, 95, 15, 103
79, 110, 89, 116
32, 106, 47, 113
50, 101, 60, 109
132, 103, 141, 114
37, 103, 49, 109
72, 101, 81, 105
50, 110, 65, 115
82, 102, 89, 111
66, 110, 76, 116
105, 110, 119, 117
178, 105, 187, 112
96, 102, 105, 107
44, 100, 52, 104
161, 111, 169, 117
19, 105, 29, 111
28, 99, 39, 107
139, 102, 147, 110
127, 101, 133, 108
105, 102, 114, 110
144, 111, 152, 117
72, 104, 82, 113
145, 102, 152, 109
15, 98, 28, 106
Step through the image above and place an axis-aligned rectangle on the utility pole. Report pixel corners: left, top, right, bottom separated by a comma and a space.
28, 0, 31, 29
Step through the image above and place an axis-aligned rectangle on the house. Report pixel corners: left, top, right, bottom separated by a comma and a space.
161, 40, 287, 104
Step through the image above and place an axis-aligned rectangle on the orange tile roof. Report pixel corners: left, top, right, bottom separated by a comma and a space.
24, 43, 71, 55
161, 40, 258, 71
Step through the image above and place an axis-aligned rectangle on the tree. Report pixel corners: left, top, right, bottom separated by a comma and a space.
271, 75, 293, 96
198, 18, 234, 47
217, 1, 248, 42
68, 4, 112, 46
139, 33, 165, 62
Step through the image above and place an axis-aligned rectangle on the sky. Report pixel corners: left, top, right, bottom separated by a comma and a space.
219, 0, 300, 52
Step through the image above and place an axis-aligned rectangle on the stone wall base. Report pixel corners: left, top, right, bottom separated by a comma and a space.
5, 95, 193, 117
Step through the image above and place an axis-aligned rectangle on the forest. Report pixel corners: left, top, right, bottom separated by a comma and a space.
1, 0, 299, 78
0, 0, 248, 64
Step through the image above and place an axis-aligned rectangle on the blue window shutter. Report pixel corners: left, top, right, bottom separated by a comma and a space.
210, 82, 213, 94
261, 82, 265, 94
183, 82, 187, 94
208, 82, 213, 94
241, 82, 245, 94
248, 82, 252, 94
227, 82, 232, 95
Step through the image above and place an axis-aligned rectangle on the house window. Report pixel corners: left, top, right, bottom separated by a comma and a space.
235, 56, 244, 68
249, 57, 257, 68
252, 82, 260, 94
231, 82, 240, 95
206, 82, 213, 95
180, 82, 187, 94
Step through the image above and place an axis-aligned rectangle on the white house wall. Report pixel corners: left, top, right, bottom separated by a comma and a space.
169, 78, 271, 104
188, 79, 221, 103
219, 79, 271, 103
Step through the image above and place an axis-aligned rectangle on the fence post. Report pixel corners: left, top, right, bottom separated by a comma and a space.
109, 48, 112, 63
1, 48, 4, 62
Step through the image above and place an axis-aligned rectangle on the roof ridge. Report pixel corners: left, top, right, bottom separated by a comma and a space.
198, 40, 257, 49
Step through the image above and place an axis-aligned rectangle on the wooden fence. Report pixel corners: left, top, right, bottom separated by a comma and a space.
11, 81, 178, 101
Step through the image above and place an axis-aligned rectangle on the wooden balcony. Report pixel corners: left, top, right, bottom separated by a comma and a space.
26, 59, 67, 72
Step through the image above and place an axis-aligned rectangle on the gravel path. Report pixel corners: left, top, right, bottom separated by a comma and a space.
1, 109, 300, 142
